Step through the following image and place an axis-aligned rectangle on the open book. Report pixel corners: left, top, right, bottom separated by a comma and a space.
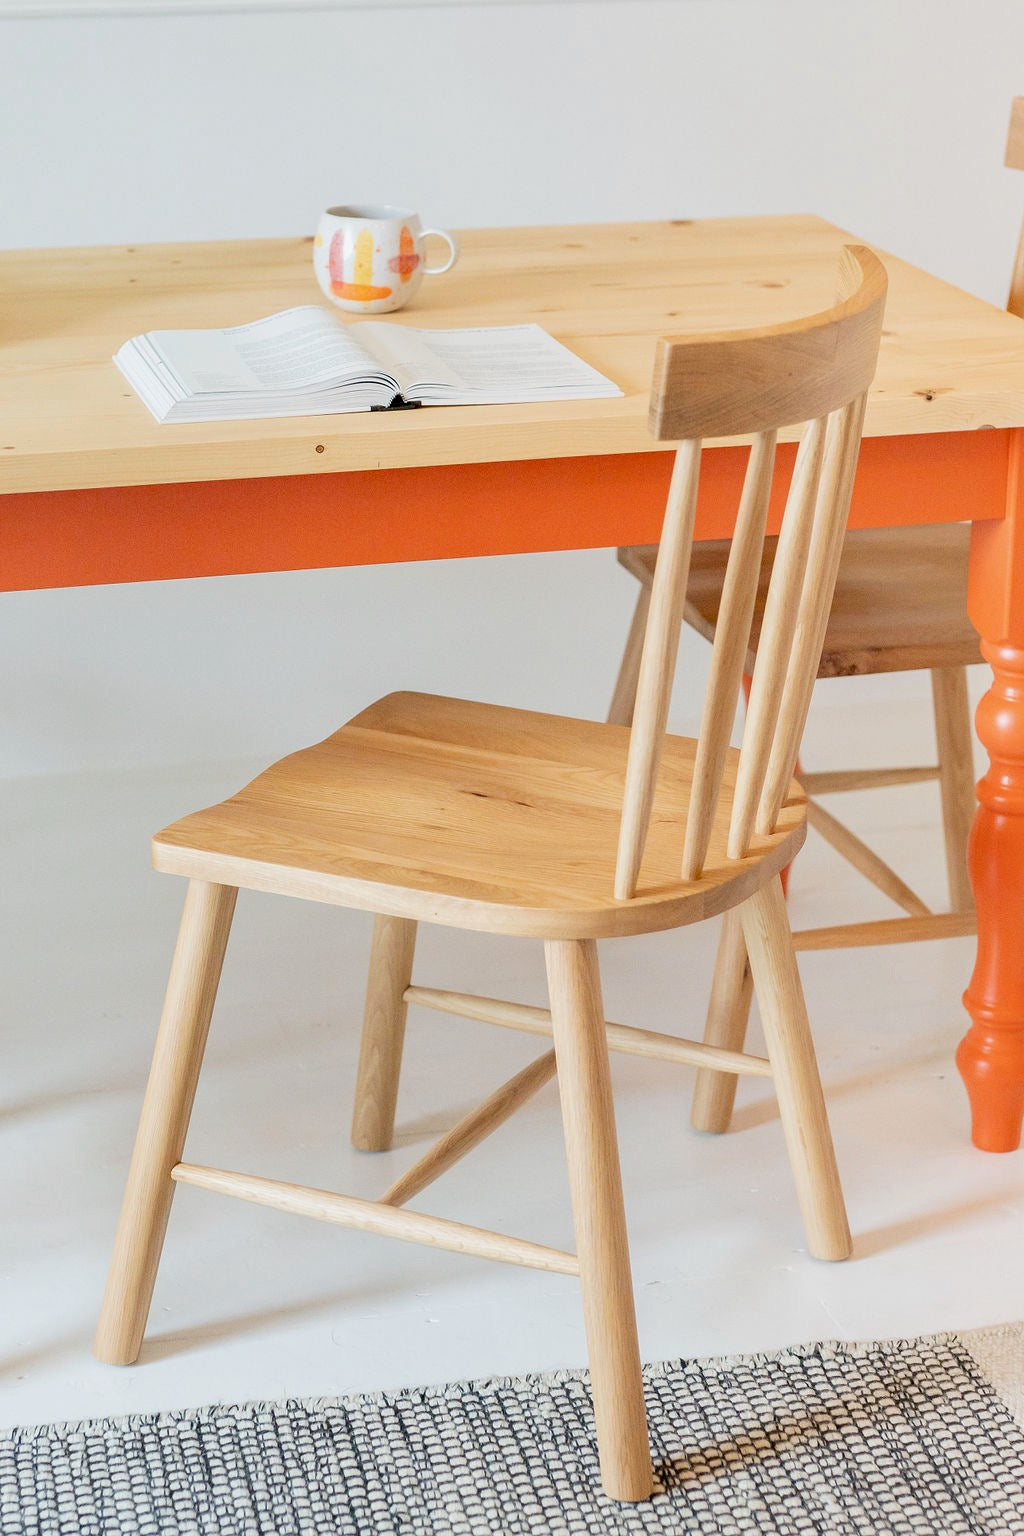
114, 305, 622, 423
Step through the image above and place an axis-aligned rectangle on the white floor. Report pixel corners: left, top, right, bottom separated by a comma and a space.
3, 693, 1023, 1434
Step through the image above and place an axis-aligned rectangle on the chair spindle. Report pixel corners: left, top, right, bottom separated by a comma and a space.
614, 438, 701, 900
727, 415, 827, 859
681, 430, 777, 880
757, 393, 868, 836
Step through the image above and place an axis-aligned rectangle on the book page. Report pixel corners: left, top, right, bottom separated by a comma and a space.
225, 307, 386, 390
355, 322, 621, 402
151, 306, 386, 396
355, 321, 465, 395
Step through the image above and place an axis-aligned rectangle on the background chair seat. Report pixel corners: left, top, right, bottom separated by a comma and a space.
153, 691, 806, 939
618, 523, 982, 679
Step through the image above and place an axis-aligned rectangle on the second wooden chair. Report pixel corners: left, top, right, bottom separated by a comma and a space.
612, 96, 1024, 967
606, 99, 1024, 1138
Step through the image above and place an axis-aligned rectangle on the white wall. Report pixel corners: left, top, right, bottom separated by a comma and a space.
2, 0, 1018, 776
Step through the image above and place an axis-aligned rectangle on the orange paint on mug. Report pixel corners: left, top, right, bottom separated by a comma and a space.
331, 280, 394, 301
388, 225, 421, 283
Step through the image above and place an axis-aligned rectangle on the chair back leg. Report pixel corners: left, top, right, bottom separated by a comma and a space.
545, 938, 653, 1502
691, 906, 754, 1133
607, 584, 651, 727
94, 879, 237, 1365
351, 915, 418, 1152
931, 666, 977, 913
738, 879, 851, 1262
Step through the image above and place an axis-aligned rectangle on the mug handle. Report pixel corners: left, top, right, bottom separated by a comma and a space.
421, 228, 459, 276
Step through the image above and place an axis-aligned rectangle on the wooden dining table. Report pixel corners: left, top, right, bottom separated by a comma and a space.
4, 215, 1024, 1152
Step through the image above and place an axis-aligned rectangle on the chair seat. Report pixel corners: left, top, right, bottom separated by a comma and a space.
619, 524, 982, 677
153, 692, 805, 940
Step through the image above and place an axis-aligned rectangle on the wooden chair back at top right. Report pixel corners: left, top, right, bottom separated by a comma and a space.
614, 245, 888, 901
1005, 96, 1024, 316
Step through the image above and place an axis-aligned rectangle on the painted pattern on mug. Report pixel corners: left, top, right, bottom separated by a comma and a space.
387, 226, 421, 284
329, 227, 393, 304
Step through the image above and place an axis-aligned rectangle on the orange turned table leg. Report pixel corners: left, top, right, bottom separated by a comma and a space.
961, 430, 1024, 1152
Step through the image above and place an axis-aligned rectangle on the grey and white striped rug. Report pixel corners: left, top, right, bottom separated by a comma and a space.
3, 1324, 1024, 1534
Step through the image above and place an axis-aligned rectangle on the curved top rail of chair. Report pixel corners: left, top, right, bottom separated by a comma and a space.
648, 245, 888, 441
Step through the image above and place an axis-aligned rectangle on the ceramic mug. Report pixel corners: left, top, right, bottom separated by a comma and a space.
313, 205, 459, 315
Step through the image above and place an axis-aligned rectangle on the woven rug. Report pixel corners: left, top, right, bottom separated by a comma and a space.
3, 1325, 1024, 1535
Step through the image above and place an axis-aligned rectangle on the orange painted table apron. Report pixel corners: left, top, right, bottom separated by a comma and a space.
5, 217, 1024, 1151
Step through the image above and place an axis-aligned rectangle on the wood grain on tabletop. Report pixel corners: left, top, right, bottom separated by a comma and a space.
4, 216, 1024, 494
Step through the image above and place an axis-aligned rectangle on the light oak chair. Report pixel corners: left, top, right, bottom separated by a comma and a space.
94, 247, 886, 1503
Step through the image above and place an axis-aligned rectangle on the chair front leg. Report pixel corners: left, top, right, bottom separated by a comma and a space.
95, 879, 237, 1365
691, 906, 754, 1132
545, 937, 652, 1502
351, 915, 418, 1151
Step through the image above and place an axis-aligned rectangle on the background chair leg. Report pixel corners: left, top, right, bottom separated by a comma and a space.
607, 584, 651, 726
691, 907, 753, 1132
931, 665, 977, 912
94, 879, 237, 1365
545, 938, 652, 1502
739, 880, 851, 1262
351, 915, 418, 1152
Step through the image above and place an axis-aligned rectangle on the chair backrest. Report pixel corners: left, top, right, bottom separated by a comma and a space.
614, 245, 888, 900
1005, 97, 1024, 317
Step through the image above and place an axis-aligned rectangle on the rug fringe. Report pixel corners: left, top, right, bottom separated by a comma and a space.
8, 1322, 1022, 1443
